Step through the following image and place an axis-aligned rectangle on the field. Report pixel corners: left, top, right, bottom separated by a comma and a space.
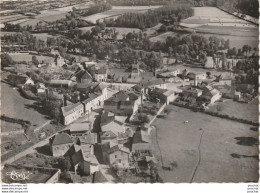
179, 7, 258, 49
181, 7, 257, 29
1, 81, 49, 127
207, 98, 258, 123
81, 5, 162, 24
8, 53, 54, 63
0, 14, 28, 23
201, 33, 259, 50
151, 105, 259, 182
2, 2, 93, 27
32, 33, 60, 41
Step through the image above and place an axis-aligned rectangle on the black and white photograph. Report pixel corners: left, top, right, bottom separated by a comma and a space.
0, 0, 259, 185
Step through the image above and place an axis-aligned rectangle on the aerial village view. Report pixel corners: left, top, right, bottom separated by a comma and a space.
0, 0, 259, 183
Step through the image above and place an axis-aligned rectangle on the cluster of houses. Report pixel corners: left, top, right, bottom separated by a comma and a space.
49, 122, 99, 176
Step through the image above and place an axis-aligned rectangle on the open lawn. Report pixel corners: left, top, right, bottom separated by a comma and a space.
151, 105, 259, 182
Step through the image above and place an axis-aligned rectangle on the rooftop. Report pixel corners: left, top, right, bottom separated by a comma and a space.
68, 123, 90, 133
77, 133, 97, 145
133, 130, 150, 144
50, 133, 73, 146
134, 79, 165, 89
61, 102, 83, 117
100, 130, 117, 140
47, 79, 71, 85
75, 70, 92, 80
107, 144, 130, 154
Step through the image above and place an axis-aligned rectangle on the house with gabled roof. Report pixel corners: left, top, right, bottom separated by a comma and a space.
49, 133, 74, 157
94, 68, 107, 82
67, 122, 90, 137
75, 70, 93, 84
201, 85, 222, 104
182, 86, 203, 98
61, 102, 84, 125
132, 79, 166, 95
152, 88, 176, 104
102, 143, 130, 168
100, 115, 126, 135
132, 129, 151, 157
71, 149, 99, 176
100, 130, 118, 145
103, 91, 140, 116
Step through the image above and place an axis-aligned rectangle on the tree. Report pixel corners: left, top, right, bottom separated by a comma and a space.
1, 53, 13, 68
58, 157, 71, 171
44, 92, 63, 122
138, 113, 150, 123
32, 55, 39, 66
206, 72, 211, 78
242, 45, 249, 57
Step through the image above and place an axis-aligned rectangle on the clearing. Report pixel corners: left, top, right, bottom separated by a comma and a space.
151, 105, 259, 182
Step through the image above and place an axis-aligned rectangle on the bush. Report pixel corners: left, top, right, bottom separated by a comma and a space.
150, 110, 157, 116
138, 113, 150, 123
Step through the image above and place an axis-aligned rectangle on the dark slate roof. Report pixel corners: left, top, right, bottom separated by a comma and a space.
100, 116, 124, 127
104, 100, 118, 106
120, 100, 135, 107
133, 130, 150, 144
75, 70, 92, 80
51, 133, 73, 146
94, 83, 107, 92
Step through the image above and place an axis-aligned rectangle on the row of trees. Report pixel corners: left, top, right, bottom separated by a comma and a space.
215, 0, 259, 18
80, 2, 112, 17
104, 4, 193, 29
